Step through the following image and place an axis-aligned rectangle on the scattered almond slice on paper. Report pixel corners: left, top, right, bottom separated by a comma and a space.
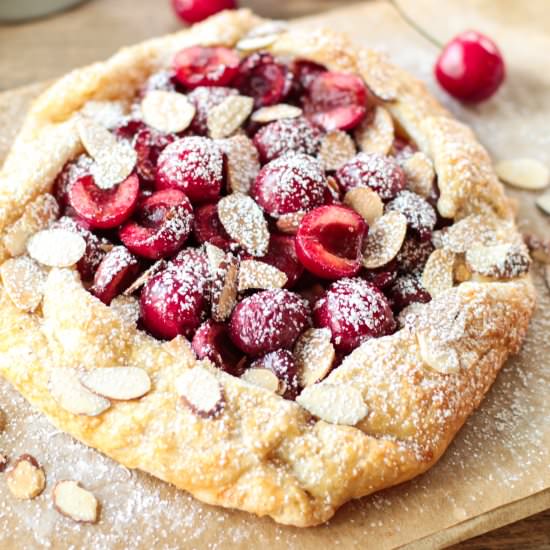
49, 367, 111, 416
238, 260, 287, 291
217, 194, 270, 256
495, 158, 549, 190
236, 21, 288, 51
3, 193, 59, 256
110, 295, 141, 325
297, 383, 368, 426
536, 192, 550, 216
422, 249, 456, 298
53, 480, 99, 523
293, 328, 335, 387
251, 104, 302, 124
6, 455, 46, 500
241, 368, 281, 394
217, 135, 260, 195
176, 366, 224, 418
318, 131, 356, 171
27, 228, 86, 268
362, 211, 407, 268
0, 256, 46, 312
80, 100, 126, 129
207, 95, 254, 139
141, 90, 196, 134
465, 243, 531, 279
211, 253, 239, 322
276, 212, 304, 235
401, 152, 435, 198
354, 105, 394, 155
81, 367, 151, 401
123, 260, 166, 296
417, 331, 460, 374
343, 187, 383, 225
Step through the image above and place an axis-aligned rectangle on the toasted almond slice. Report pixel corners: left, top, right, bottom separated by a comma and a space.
81, 367, 151, 401
241, 368, 281, 393
77, 115, 117, 157
536, 192, 550, 215
123, 260, 166, 295
91, 140, 137, 190
293, 328, 335, 387
49, 367, 111, 416
276, 212, 304, 235
217, 135, 260, 194
238, 260, 287, 291
354, 105, 394, 155
6, 455, 46, 500
401, 152, 435, 198
110, 295, 141, 325
27, 229, 86, 268
297, 383, 368, 426
343, 187, 383, 225
318, 131, 356, 171
422, 249, 456, 298
495, 158, 549, 190
454, 260, 472, 283
417, 331, 459, 374
362, 211, 407, 268
0, 256, 46, 312
524, 234, 550, 264
251, 104, 302, 124
3, 193, 59, 256
217, 194, 269, 256
176, 366, 224, 418
53, 480, 99, 523
211, 253, 239, 322
141, 90, 196, 134
205, 242, 226, 274
465, 243, 531, 279
207, 95, 254, 139
237, 34, 279, 51
81, 100, 126, 129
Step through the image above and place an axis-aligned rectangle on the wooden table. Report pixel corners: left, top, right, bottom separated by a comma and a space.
1, 1, 549, 547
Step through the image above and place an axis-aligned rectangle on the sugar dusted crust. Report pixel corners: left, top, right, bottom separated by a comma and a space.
0, 9, 536, 526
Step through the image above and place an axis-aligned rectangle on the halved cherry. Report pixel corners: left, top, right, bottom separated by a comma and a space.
193, 203, 233, 250
119, 189, 194, 260
387, 274, 431, 313
292, 60, 327, 92
173, 46, 240, 89
304, 71, 368, 131
260, 234, 303, 288
133, 126, 176, 183
90, 246, 140, 305
53, 155, 93, 209
386, 190, 437, 242
360, 259, 398, 290
68, 173, 139, 230
192, 320, 245, 376
234, 53, 292, 108
295, 205, 367, 280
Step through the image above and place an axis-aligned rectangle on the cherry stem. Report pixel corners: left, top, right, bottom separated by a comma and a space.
389, 0, 444, 50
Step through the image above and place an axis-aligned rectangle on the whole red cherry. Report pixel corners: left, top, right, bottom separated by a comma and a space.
171, 0, 236, 25
435, 30, 505, 102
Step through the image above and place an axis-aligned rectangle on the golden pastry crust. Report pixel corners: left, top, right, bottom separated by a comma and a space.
0, 9, 536, 527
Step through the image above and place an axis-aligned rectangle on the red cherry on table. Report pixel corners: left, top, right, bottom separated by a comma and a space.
435, 30, 505, 103
171, 0, 236, 25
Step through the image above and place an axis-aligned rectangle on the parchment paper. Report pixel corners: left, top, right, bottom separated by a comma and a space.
0, 2, 549, 548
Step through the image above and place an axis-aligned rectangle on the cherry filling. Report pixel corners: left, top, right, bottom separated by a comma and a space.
120, 189, 194, 260
133, 126, 176, 183
260, 234, 303, 288
296, 205, 367, 279
193, 202, 233, 250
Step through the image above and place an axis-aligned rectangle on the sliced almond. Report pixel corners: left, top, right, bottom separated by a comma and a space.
110, 295, 141, 325
417, 331, 459, 374
3, 193, 59, 256
354, 105, 394, 155
293, 328, 335, 387
80, 100, 126, 129
49, 367, 111, 416
176, 366, 224, 418
495, 158, 549, 190
236, 21, 287, 51
81, 367, 151, 401
77, 115, 118, 158
241, 368, 281, 393
53, 480, 99, 523
0, 256, 46, 312
238, 260, 287, 291
207, 95, 254, 139
205, 242, 226, 273
297, 383, 368, 426
362, 211, 407, 268
465, 243, 531, 279
343, 187, 383, 225
27, 228, 86, 268
401, 152, 435, 198
422, 249, 456, 298
326, 176, 341, 199
6, 455, 46, 500
141, 90, 196, 134
211, 253, 239, 322
251, 104, 302, 124
217, 135, 260, 195
524, 233, 550, 264
318, 131, 356, 171
536, 192, 550, 215
276, 212, 304, 235
124, 260, 166, 295
217, 194, 269, 256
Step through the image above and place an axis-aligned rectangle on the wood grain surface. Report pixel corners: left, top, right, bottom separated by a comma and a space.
0, 1, 549, 548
